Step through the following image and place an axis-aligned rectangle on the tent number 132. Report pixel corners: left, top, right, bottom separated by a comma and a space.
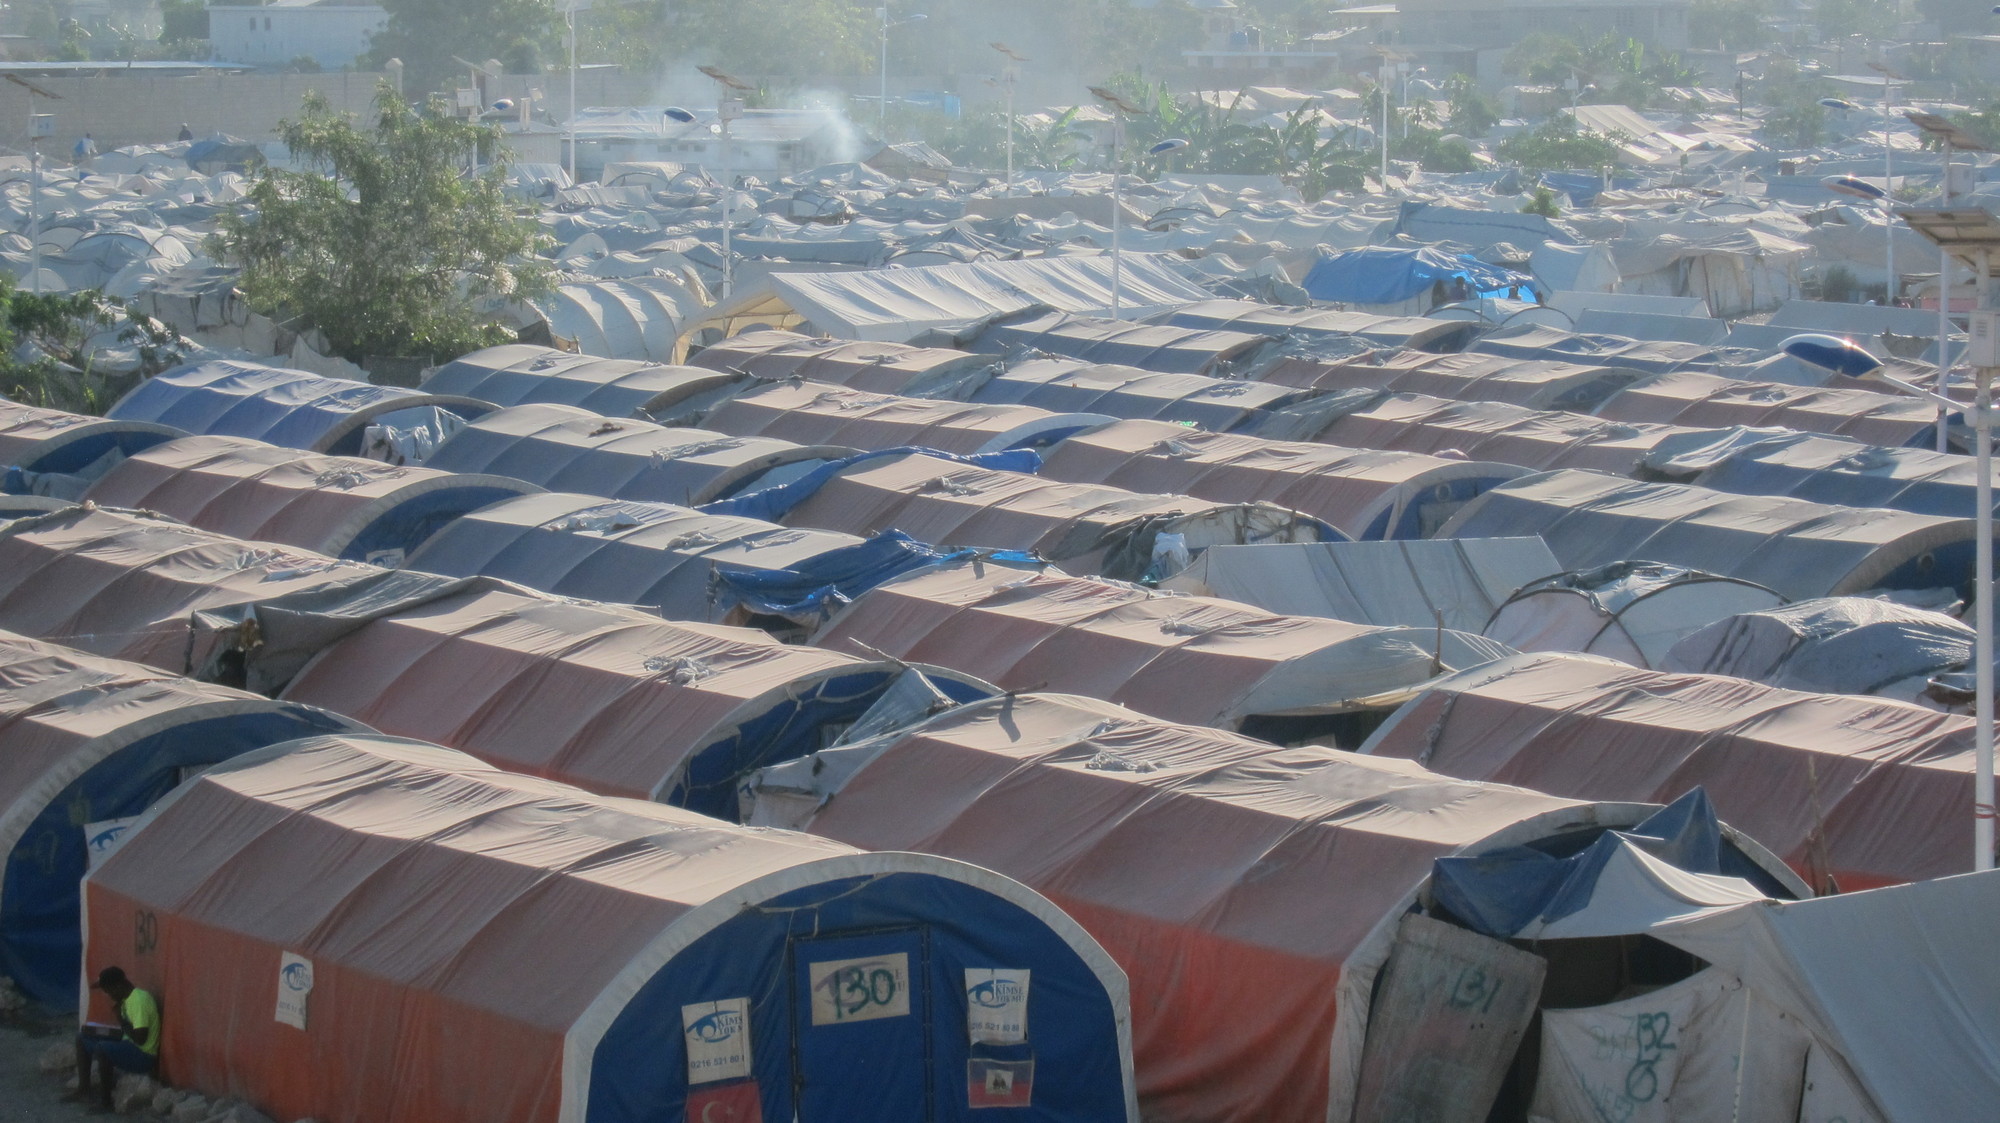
810, 954, 912, 1025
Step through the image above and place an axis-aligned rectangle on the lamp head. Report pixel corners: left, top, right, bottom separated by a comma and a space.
1149, 138, 1191, 155
1779, 333, 1885, 379
662, 106, 698, 123
1820, 174, 1887, 202
1817, 97, 1858, 112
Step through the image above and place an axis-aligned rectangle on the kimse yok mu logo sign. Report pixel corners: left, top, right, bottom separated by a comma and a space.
683, 997, 753, 1083
282, 959, 313, 992
965, 968, 1030, 1045
274, 952, 314, 1030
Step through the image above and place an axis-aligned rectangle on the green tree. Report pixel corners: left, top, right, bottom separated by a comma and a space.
1690, 0, 1769, 50
213, 88, 550, 365
1442, 74, 1499, 137
0, 285, 188, 414
158, 0, 207, 46
361, 0, 554, 95
1495, 114, 1624, 172
1523, 185, 1562, 217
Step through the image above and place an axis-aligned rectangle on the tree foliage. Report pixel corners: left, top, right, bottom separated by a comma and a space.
1505, 32, 1702, 109
213, 89, 549, 365
361, 0, 554, 95
1689, 0, 1770, 51
1494, 114, 1624, 172
0, 285, 188, 414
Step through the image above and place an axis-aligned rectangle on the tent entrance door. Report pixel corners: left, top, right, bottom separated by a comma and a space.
791, 926, 933, 1122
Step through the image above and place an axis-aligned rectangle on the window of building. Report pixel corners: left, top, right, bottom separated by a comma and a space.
264, 16, 271, 29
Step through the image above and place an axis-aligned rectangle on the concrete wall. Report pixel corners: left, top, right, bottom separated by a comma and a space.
209, 5, 387, 69
0, 72, 389, 152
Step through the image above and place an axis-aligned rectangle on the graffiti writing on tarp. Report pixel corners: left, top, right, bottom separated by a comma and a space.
1579, 1010, 1678, 1122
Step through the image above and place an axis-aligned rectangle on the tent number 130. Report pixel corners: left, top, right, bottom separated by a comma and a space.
810, 954, 912, 1025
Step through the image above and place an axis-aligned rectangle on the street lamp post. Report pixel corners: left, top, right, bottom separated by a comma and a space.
1869, 62, 1906, 300
877, 8, 927, 141
992, 42, 1028, 197
698, 66, 753, 301
566, 0, 579, 182
1907, 113, 1992, 454
7, 76, 60, 295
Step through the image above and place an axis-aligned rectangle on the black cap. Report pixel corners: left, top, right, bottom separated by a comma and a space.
91, 967, 128, 991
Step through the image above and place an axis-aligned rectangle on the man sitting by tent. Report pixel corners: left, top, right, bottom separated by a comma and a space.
68, 966, 159, 1109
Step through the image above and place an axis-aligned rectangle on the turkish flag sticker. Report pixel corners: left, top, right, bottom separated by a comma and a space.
968, 1058, 1035, 1109
687, 1081, 763, 1123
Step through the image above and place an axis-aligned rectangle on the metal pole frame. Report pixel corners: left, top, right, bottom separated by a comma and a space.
1979, 246, 1995, 872
566, 2, 577, 183
1884, 76, 1896, 301
879, 7, 889, 141
1940, 136, 1955, 454
1110, 112, 1124, 321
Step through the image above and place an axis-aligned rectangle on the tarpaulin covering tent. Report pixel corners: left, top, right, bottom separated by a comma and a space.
1469, 324, 1716, 376
402, 492, 866, 621
423, 345, 744, 420
1592, 369, 1945, 449
1636, 869, 2000, 1123
759, 451, 1335, 580
701, 379, 1109, 455
810, 560, 1513, 736
1482, 561, 1787, 668
966, 358, 1316, 432
1299, 391, 1695, 476
1261, 350, 1644, 411
108, 361, 498, 459
1035, 419, 1526, 540
1438, 470, 1979, 600
83, 734, 1136, 1123
1662, 597, 1974, 703
0, 402, 182, 497
1162, 537, 1560, 631
423, 404, 851, 505
0, 506, 377, 669
1301, 246, 1532, 312
0, 629, 357, 1005
682, 255, 1213, 347
278, 585, 990, 817
685, 330, 998, 397
964, 309, 1273, 376
80, 435, 539, 565
742, 691, 1800, 1123
531, 276, 707, 363
1641, 428, 1986, 517
1156, 298, 1473, 351
1360, 651, 1978, 890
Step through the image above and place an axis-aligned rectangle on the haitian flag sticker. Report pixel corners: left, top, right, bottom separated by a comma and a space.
686, 1080, 762, 1123
968, 1057, 1034, 1109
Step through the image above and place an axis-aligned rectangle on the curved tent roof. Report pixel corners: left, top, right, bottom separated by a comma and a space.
0, 401, 182, 488
1158, 297, 1474, 351
404, 492, 864, 620
702, 379, 1108, 455
81, 435, 539, 564
770, 451, 1335, 580
685, 330, 997, 397
1260, 350, 1645, 411
108, 361, 498, 458
0, 506, 378, 669
744, 691, 1797, 1123
1036, 418, 1526, 540
1438, 470, 1978, 600
279, 586, 989, 817
812, 560, 1514, 732
969, 358, 1316, 431
424, 403, 849, 505
1468, 323, 1717, 376
1483, 561, 1786, 668
1662, 597, 1973, 703
1642, 428, 1985, 518
1593, 369, 1943, 448
1361, 651, 1977, 891
424, 345, 743, 420
532, 276, 706, 363
1304, 392, 1697, 475
85, 734, 1135, 1123
0, 629, 358, 1005
965, 309, 1274, 376
1301, 245, 1530, 306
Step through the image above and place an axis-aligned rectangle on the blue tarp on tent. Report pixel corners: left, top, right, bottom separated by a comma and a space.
1538, 171, 1642, 208
712, 532, 1043, 623
701, 446, 1043, 522
1300, 246, 1533, 305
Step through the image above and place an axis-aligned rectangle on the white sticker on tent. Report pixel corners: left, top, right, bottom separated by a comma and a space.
82, 817, 141, 871
682, 998, 753, 1083
274, 952, 313, 1030
964, 969, 1030, 1045
809, 953, 911, 1025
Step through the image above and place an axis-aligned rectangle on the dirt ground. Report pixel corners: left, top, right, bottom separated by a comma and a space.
0, 1006, 101, 1123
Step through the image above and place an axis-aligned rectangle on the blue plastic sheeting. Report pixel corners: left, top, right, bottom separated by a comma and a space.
712, 532, 1042, 623
701, 447, 1043, 523
3, 706, 351, 1005
108, 362, 494, 456
670, 668, 992, 818
1538, 171, 1641, 208
586, 870, 1128, 1123
1430, 790, 1792, 940
342, 483, 531, 565
0, 422, 180, 481
1301, 246, 1533, 305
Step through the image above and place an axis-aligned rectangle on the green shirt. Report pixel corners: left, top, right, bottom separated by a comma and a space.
120, 988, 159, 1056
